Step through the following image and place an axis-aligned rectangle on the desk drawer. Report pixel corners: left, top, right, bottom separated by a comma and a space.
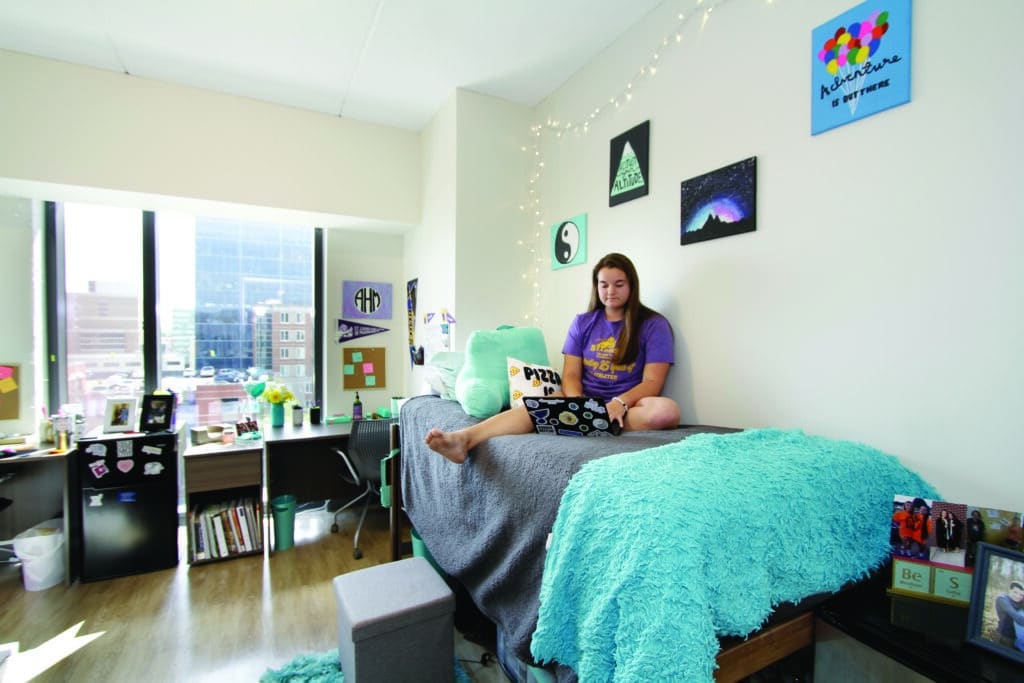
186, 451, 261, 493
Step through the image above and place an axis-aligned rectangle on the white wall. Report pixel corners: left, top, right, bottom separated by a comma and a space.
323, 229, 407, 417
403, 95, 459, 393
452, 90, 533, 337
0, 49, 421, 227
402, 89, 535, 388
0, 47, 425, 421
526, 0, 1023, 509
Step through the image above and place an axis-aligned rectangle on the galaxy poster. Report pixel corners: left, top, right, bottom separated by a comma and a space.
811, 0, 912, 135
679, 157, 756, 246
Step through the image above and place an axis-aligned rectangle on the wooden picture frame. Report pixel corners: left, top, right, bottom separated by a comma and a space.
966, 542, 1024, 664
139, 394, 176, 432
103, 397, 138, 433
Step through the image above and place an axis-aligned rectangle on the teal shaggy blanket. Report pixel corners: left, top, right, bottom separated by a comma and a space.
530, 429, 938, 682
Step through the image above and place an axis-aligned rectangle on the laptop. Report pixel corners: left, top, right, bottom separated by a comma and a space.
523, 396, 622, 437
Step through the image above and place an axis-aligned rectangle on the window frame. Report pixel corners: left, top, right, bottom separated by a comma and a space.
44, 201, 324, 415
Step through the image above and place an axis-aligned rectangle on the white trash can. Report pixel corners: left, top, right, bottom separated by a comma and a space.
13, 518, 65, 591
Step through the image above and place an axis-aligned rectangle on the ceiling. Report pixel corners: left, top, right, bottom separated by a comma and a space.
0, 0, 665, 131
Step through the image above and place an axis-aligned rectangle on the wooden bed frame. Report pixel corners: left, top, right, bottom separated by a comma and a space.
384, 424, 817, 682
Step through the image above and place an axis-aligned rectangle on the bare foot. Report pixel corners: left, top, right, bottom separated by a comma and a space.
425, 428, 470, 464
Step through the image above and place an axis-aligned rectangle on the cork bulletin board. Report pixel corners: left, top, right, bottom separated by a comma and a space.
0, 363, 20, 420
342, 347, 386, 390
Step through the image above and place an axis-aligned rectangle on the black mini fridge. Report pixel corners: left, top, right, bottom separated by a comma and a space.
73, 431, 179, 581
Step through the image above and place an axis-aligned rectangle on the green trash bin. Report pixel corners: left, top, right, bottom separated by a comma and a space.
270, 494, 297, 551
410, 526, 445, 577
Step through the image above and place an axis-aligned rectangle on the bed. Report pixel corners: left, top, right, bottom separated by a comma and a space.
390, 395, 937, 682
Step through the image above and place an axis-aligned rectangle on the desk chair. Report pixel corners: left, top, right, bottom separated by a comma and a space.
331, 417, 398, 559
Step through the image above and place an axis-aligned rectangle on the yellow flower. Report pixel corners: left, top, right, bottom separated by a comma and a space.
262, 383, 294, 404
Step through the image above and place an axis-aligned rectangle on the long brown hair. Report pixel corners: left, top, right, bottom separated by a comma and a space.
587, 253, 668, 365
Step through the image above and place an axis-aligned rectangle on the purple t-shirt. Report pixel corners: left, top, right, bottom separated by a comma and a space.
561, 309, 674, 399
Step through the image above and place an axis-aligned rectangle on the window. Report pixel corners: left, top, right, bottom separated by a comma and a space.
49, 202, 322, 431
60, 204, 144, 431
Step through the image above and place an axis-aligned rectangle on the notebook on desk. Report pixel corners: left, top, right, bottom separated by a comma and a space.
523, 396, 622, 437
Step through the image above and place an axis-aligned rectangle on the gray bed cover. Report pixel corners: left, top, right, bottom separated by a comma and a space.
399, 395, 731, 673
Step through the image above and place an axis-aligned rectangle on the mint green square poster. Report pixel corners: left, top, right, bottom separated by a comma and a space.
551, 214, 587, 270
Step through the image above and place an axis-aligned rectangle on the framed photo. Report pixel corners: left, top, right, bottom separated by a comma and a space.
139, 394, 176, 432
966, 542, 1024, 664
103, 398, 138, 433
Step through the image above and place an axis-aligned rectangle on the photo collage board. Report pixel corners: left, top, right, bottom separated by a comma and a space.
890, 494, 1022, 606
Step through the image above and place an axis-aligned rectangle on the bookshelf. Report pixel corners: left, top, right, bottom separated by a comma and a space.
182, 442, 264, 564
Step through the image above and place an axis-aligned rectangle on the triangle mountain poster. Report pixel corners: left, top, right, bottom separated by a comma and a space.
609, 120, 650, 207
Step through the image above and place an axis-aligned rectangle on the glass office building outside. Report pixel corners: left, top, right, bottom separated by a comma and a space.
190, 217, 316, 411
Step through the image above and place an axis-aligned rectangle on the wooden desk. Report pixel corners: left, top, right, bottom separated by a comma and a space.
182, 422, 352, 562
182, 439, 264, 564
264, 421, 352, 508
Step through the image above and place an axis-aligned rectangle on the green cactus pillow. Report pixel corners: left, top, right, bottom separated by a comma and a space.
455, 325, 549, 418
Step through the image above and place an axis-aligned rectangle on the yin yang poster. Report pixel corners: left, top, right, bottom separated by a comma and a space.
551, 214, 587, 270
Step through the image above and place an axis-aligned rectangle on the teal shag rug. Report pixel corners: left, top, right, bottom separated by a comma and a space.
260, 649, 473, 683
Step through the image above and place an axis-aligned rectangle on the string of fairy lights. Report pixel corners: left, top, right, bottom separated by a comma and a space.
516, 0, 736, 325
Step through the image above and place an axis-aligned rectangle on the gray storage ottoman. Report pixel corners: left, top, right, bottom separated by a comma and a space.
334, 556, 455, 683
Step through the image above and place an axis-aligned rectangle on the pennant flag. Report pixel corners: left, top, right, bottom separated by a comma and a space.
336, 319, 388, 343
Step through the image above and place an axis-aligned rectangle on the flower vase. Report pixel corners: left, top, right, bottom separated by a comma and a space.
270, 402, 285, 428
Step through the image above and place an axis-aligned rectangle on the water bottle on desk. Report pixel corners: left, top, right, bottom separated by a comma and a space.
352, 392, 363, 420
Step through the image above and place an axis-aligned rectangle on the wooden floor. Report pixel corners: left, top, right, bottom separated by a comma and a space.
0, 505, 476, 682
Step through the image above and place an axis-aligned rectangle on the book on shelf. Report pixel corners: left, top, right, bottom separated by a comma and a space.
249, 497, 263, 548
191, 497, 263, 561
190, 506, 207, 561
202, 508, 218, 558
234, 506, 251, 552
236, 504, 254, 552
212, 513, 229, 558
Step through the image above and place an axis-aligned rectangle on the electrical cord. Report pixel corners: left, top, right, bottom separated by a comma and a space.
457, 651, 495, 667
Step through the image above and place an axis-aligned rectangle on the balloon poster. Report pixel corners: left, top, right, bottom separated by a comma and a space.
811, 0, 912, 135
551, 213, 587, 270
